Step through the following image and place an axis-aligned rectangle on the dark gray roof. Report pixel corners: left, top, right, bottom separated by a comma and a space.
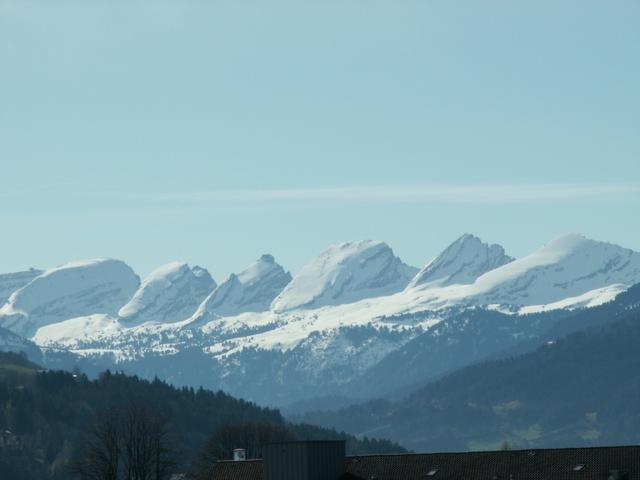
205, 445, 640, 480
200, 459, 263, 480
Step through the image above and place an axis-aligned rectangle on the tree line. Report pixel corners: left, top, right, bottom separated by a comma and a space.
0, 353, 406, 479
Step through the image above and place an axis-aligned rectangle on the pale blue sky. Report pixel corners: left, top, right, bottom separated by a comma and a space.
1, 0, 639, 281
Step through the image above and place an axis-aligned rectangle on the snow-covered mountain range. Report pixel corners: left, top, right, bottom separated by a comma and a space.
1, 233, 640, 407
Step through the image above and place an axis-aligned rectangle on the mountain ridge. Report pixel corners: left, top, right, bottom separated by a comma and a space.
3, 233, 640, 407
408, 233, 513, 288
193, 254, 292, 319
118, 261, 216, 325
271, 240, 418, 312
0, 258, 139, 337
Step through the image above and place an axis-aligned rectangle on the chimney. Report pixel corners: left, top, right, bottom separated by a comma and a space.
233, 448, 246, 462
263, 441, 345, 480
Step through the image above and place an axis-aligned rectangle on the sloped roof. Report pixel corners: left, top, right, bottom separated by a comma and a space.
205, 445, 640, 480
199, 459, 263, 480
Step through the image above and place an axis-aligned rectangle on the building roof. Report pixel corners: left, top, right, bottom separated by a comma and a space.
201, 459, 263, 480
204, 446, 640, 480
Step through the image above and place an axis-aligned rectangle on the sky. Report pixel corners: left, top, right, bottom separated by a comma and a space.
1, 0, 639, 281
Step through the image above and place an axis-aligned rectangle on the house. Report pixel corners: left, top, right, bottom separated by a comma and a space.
0, 430, 21, 450
203, 441, 640, 480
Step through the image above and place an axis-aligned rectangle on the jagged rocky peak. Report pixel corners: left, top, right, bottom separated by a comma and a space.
409, 234, 513, 288
0, 258, 139, 337
0, 268, 43, 306
195, 254, 291, 318
191, 265, 212, 280
118, 262, 216, 325
271, 240, 419, 312
471, 233, 640, 306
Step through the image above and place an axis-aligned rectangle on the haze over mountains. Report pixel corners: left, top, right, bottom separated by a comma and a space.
296, 284, 640, 451
1, 233, 640, 408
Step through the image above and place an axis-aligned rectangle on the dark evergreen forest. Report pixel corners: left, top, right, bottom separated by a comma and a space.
0, 352, 404, 479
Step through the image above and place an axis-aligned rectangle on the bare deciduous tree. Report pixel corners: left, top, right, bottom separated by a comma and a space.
73, 405, 175, 480
72, 407, 120, 480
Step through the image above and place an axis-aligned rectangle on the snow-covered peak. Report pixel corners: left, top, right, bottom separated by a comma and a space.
271, 240, 418, 312
466, 234, 640, 306
531, 233, 591, 258
0, 258, 139, 337
118, 262, 215, 325
193, 254, 291, 318
409, 234, 513, 288
0, 268, 42, 306
237, 254, 279, 284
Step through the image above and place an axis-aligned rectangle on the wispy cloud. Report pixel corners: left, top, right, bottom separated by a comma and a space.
141, 183, 640, 205
2, 183, 638, 210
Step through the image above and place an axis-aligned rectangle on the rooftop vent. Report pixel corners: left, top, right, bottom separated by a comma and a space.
233, 448, 246, 462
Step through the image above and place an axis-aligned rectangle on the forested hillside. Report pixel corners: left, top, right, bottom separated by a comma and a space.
0, 352, 404, 480
296, 308, 640, 452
